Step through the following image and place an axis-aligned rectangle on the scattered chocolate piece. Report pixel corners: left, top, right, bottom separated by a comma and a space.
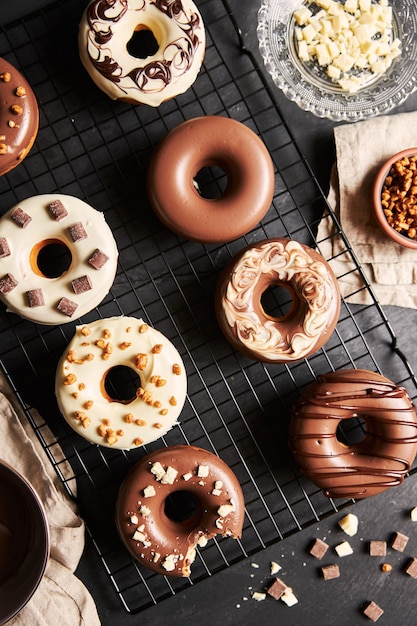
56, 297, 78, 317
405, 557, 417, 578
363, 601, 384, 622
310, 538, 329, 560
72, 275, 93, 294
48, 199, 68, 221
26, 288, 45, 307
321, 564, 340, 580
0, 237, 10, 257
68, 222, 87, 242
0, 273, 18, 294
267, 577, 288, 600
369, 541, 387, 557
88, 248, 109, 270
391, 531, 409, 552
11, 207, 31, 228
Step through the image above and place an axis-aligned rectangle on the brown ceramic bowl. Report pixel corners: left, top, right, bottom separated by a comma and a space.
372, 147, 417, 249
0, 460, 49, 624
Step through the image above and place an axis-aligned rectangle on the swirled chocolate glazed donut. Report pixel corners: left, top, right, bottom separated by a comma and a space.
115, 445, 245, 576
289, 369, 417, 499
0, 58, 39, 176
147, 116, 275, 243
215, 238, 340, 362
78, 0, 206, 106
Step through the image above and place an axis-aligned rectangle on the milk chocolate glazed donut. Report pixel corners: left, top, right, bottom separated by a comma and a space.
147, 116, 275, 243
0, 58, 38, 176
289, 369, 417, 499
115, 445, 245, 576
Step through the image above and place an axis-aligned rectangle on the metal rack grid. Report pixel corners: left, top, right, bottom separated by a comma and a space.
0, 0, 417, 615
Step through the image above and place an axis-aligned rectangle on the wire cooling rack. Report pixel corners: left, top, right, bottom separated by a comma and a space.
1, 0, 417, 614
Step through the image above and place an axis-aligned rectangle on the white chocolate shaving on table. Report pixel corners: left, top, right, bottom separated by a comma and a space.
293, 0, 400, 93
221, 240, 338, 362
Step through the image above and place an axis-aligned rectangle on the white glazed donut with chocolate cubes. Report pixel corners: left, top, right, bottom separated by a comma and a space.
55, 316, 187, 450
0, 194, 118, 324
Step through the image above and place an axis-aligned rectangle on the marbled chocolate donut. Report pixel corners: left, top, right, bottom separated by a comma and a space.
289, 369, 417, 499
147, 116, 275, 243
215, 238, 340, 362
0, 194, 118, 325
115, 445, 245, 576
78, 0, 205, 107
0, 58, 39, 176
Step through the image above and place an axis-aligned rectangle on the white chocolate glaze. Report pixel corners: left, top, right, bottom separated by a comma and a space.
0, 194, 118, 325
79, 0, 205, 107
55, 317, 187, 450
217, 239, 340, 362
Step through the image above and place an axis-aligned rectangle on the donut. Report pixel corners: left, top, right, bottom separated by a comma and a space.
55, 317, 187, 450
215, 238, 340, 363
289, 369, 417, 499
78, 0, 205, 107
0, 58, 39, 176
0, 194, 118, 325
115, 445, 245, 576
147, 116, 275, 243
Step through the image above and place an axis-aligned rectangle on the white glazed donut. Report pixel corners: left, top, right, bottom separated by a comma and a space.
78, 0, 206, 107
0, 194, 118, 325
55, 316, 187, 450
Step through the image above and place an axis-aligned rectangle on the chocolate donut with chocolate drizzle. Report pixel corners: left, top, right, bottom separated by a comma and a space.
289, 369, 417, 499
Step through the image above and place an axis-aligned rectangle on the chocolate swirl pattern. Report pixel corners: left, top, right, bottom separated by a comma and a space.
289, 369, 417, 499
79, 0, 205, 106
216, 239, 340, 363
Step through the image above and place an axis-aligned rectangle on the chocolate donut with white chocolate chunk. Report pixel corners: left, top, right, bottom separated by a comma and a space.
289, 369, 417, 499
0, 58, 39, 176
0, 194, 118, 324
115, 445, 245, 576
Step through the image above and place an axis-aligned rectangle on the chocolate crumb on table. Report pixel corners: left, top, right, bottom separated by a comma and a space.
369, 541, 387, 557
321, 564, 340, 580
363, 600, 384, 622
310, 537, 329, 560
405, 557, 417, 578
391, 531, 409, 552
267, 577, 288, 600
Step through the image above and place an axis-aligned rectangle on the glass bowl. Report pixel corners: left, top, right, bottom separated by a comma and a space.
257, 0, 417, 122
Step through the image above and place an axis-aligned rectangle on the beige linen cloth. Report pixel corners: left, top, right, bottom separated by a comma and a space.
317, 110, 417, 308
0, 374, 101, 626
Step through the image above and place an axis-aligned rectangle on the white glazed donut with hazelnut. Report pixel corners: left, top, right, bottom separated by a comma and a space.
0, 194, 118, 325
55, 316, 187, 450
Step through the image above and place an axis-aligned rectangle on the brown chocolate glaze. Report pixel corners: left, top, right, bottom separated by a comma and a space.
115, 445, 245, 577
147, 116, 275, 243
289, 369, 417, 499
0, 58, 39, 176
215, 238, 340, 363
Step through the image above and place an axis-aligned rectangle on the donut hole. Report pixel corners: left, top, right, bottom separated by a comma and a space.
164, 490, 201, 530
194, 165, 229, 200
260, 284, 294, 320
127, 25, 159, 59
30, 239, 72, 278
336, 416, 366, 447
102, 365, 141, 404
